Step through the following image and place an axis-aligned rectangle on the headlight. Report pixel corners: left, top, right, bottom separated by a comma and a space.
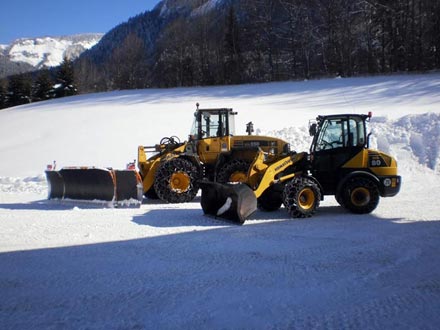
383, 178, 392, 187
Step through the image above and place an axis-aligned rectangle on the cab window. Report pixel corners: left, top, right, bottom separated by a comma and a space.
190, 111, 232, 139
315, 117, 366, 151
348, 118, 366, 147
202, 113, 218, 137
316, 119, 346, 151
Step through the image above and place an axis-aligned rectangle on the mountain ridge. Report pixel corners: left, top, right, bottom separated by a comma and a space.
0, 33, 103, 78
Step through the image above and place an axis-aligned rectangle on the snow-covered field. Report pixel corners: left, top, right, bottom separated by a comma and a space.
1, 73, 440, 329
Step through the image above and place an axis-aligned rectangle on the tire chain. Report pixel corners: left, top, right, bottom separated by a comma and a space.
154, 158, 200, 203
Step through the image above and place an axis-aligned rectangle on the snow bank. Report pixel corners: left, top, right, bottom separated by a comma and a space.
0, 175, 46, 195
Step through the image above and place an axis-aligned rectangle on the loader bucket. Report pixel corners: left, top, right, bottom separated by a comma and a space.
59, 168, 115, 201
199, 181, 257, 224
45, 167, 143, 206
45, 170, 64, 199
114, 170, 144, 202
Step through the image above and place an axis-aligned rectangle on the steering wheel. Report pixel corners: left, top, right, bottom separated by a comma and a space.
321, 140, 333, 149
321, 140, 342, 149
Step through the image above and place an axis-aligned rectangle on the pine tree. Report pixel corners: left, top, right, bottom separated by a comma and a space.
0, 79, 8, 109
154, 18, 192, 87
55, 56, 77, 98
8, 74, 32, 107
75, 57, 107, 93
223, 5, 242, 84
33, 70, 54, 101
109, 33, 148, 90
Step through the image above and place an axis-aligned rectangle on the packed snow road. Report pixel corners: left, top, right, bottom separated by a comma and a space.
0, 176, 440, 329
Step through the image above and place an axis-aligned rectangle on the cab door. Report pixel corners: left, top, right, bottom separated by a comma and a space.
196, 111, 230, 164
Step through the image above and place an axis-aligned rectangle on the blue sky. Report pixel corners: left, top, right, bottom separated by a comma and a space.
0, 0, 162, 44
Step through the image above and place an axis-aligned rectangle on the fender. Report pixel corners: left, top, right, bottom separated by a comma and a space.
336, 171, 380, 197
179, 154, 204, 178
298, 174, 325, 201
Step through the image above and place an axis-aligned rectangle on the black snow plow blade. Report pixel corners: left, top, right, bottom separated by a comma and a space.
199, 181, 257, 224
45, 167, 143, 207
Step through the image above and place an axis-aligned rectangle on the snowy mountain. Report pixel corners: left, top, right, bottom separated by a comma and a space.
0, 33, 103, 77
0, 53, 35, 78
1, 73, 440, 329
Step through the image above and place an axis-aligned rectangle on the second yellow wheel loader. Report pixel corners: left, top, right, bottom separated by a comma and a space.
46, 105, 290, 205
200, 113, 402, 223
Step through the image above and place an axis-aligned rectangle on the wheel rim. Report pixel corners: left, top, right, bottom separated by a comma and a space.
298, 188, 315, 210
351, 187, 370, 207
229, 171, 247, 183
170, 172, 191, 193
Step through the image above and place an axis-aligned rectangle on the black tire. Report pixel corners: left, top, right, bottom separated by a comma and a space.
340, 177, 379, 214
154, 158, 200, 203
283, 177, 321, 218
258, 185, 283, 212
217, 159, 251, 183
144, 186, 159, 200
335, 192, 344, 207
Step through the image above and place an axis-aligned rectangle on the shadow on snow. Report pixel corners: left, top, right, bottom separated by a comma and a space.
1, 214, 440, 329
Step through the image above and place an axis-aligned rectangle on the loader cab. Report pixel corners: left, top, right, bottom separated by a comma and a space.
190, 107, 237, 164
309, 114, 370, 194
190, 108, 236, 140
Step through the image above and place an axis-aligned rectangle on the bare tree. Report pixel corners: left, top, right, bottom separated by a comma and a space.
109, 33, 148, 90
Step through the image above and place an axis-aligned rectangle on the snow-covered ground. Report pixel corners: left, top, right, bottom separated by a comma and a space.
1, 73, 440, 329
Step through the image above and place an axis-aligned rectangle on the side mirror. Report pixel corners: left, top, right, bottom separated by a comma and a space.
309, 123, 317, 137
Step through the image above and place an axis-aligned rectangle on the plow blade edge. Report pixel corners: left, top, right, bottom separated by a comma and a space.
45, 168, 143, 206
199, 181, 257, 224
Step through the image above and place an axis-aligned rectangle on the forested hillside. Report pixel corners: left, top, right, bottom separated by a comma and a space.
75, 0, 440, 92
2, 0, 439, 108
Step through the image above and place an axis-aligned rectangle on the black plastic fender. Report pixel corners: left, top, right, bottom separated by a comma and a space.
336, 171, 380, 198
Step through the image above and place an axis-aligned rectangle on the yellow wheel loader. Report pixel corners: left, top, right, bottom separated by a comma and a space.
46, 105, 290, 205
199, 113, 402, 223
